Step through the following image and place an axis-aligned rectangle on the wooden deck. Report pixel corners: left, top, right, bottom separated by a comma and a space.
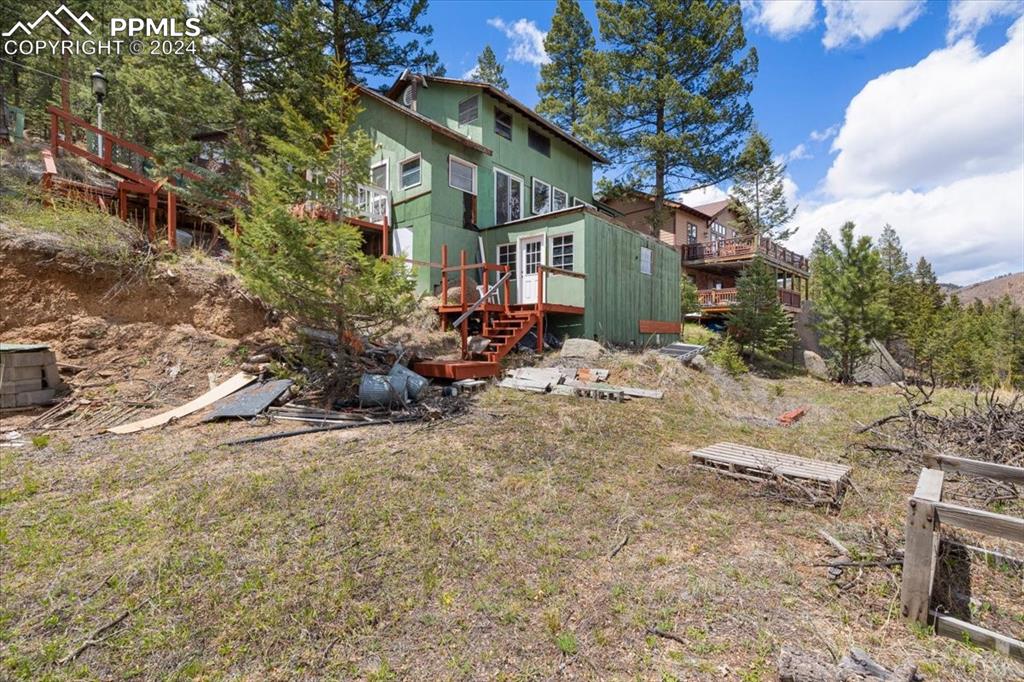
436, 302, 584, 316
689, 442, 851, 505
682, 235, 808, 275
410, 360, 500, 380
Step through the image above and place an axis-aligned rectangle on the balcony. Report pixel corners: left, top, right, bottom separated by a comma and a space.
682, 235, 808, 274
352, 183, 390, 225
697, 287, 802, 312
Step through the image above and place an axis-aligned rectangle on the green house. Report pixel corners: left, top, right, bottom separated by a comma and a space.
351, 73, 680, 356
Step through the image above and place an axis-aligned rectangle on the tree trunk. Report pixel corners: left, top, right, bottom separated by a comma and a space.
652, 102, 665, 238
778, 647, 917, 682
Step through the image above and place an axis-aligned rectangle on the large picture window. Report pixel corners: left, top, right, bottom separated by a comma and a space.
494, 168, 523, 224
552, 187, 568, 212
551, 234, 574, 271
448, 155, 477, 195
532, 178, 551, 214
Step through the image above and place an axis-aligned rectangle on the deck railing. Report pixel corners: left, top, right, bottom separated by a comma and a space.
351, 184, 390, 225
697, 287, 802, 309
682, 235, 807, 271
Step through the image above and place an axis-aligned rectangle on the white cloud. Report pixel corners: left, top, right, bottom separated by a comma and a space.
822, 0, 924, 49
809, 124, 839, 143
461, 65, 479, 80
948, 0, 1024, 43
782, 176, 800, 208
487, 17, 550, 67
680, 185, 730, 206
783, 143, 811, 163
792, 168, 1023, 286
745, 0, 816, 39
825, 18, 1024, 197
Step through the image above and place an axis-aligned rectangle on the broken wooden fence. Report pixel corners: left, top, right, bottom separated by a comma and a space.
900, 453, 1024, 661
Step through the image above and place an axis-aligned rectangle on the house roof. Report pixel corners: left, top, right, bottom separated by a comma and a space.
691, 199, 732, 220
353, 83, 493, 156
609, 189, 715, 221
386, 72, 610, 164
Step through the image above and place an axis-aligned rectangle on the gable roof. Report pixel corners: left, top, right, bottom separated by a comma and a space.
691, 199, 732, 220
609, 189, 717, 221
354, 83, 492, 156
386, 72, 610, 164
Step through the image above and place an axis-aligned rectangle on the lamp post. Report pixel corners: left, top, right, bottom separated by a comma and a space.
90, 68, 107, 157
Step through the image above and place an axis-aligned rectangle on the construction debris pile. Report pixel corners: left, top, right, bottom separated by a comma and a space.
497, 366, 663, 402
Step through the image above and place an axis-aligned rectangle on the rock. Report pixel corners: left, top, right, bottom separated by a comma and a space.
688, 354, 707, 371
804, 350, 830, 380
559, 338, 605, 361
853, 340, 904, 386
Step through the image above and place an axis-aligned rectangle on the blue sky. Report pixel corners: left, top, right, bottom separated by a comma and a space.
415, 1, 1024, 285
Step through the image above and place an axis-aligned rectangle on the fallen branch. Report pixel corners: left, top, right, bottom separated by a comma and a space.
646, 626, 686, 646
218, 415, 422, 446
59, 601, 146, 665
609, 535, 629, 559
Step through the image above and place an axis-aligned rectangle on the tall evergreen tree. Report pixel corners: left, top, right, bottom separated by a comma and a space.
727, 256, 793, 358
472, 45, 509, 90
873, 224, 913, 343
537, 0, 595, 133
808, 228, 834, 303
585, 0, 757, 236
320, 0, 443, 81
814, 222, 891, 383
729, 131, 796, 241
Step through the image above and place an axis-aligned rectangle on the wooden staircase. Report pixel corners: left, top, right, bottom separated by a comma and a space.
477, 310, 539, 363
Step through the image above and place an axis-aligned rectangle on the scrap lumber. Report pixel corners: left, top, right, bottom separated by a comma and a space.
219, 414, 421, 446
202, 379, 293, 421
498, 377, 551, 393
563, 380, 663, 400
689, 442, 851, 506
108, 372, 255, 434
550, 384, 625, 402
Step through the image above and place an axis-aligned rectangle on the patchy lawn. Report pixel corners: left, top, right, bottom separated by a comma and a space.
1, 356, 1021, 681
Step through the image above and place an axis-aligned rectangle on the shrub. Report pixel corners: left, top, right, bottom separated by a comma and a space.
709, 336, 748, 376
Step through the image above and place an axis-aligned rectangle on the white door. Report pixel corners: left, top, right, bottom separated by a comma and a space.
517, 235, 545, 304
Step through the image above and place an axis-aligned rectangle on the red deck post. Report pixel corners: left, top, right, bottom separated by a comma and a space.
147, 191, 157, 242
167, 191, 177, 250
440, 244, 449, 331
49, 110, 58, 155
536, 269, 544, 352
381, 214, 389, 257
503, 266, 511, 314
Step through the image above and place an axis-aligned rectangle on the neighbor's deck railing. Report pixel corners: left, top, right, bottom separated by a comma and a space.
682, 235, 807, 271
697, 287, 801, 309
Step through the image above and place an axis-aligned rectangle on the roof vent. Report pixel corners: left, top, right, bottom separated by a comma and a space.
401, 84, 415, 108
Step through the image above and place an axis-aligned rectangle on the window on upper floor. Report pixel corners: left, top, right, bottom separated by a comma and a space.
458, 95, 478, 124
532, 177, 551, 214
551, 234, 574, 271
370, 160, 388, 190
495, 109, 512, 140
494, 168, 523, 224
552, 187, 568, 212
640, 246, 652, 275
710, 222, 726, 241
528, 128, 550, 156
448, 155, 476, 195
497, 243, 517, 280
400, 155, 421, 190
687, 222, 698, 243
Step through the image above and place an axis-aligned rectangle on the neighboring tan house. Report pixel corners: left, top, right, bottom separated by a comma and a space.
340, 73, 681, 377
603, 191, 809, 318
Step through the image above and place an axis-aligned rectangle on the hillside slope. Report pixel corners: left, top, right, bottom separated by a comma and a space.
951, 272, 1024, 306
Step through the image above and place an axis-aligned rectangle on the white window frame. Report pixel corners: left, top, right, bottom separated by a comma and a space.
496, 243, 517, 280
552, 187, 569, 212
549, 233, 574, 271
370, 159, 389, 190
640, 246, 652, 276
493, 167, 524, 225
448, 155, 477, 195
532, 177, 552, 215
399, 154, 421, 190
571, 197, 594, 209
710, 221, 727, 241
458, 95, 479, 124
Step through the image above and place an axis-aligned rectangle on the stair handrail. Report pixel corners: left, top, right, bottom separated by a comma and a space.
451, 270, 511, 329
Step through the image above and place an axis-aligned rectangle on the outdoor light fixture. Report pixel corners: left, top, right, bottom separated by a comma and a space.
90, 68, 107, 104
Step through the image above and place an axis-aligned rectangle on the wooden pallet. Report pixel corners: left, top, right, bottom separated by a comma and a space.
689, 442, 851, 506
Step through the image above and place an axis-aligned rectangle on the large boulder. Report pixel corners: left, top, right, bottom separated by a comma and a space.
688, 354, 707, 371
854, 339, 904, 386
560, 338, 605, 361
803, 350, 830, 380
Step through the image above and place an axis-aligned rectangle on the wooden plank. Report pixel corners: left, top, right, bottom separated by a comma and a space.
914, 468, 945, 501
931, 612, 1024, 661
691, 442, 850, 481
922, 453, 1024, 484
901, 472, 942, 624
498, 378, 550, 393
639, 320, 680, 334
932, 500, 1024, 545
108, 372, 255, 434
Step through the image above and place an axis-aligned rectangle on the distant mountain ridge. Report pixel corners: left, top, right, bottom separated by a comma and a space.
946, 272, 1024, 306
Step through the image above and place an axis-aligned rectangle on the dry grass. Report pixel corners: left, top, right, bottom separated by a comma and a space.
1, 354, 1021, 681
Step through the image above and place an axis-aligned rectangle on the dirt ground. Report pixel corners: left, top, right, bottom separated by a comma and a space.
1, 217, 1021, 681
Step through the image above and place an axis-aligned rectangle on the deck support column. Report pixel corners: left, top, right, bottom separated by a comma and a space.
459, 250, 468, 357
147, 191, 157, 242
440, 244, 449, 331
536, 270, 544, 353
167, 191, 177, 250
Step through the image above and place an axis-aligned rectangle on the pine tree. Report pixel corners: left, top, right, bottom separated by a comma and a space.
808, 229, 834, 302
472, 46, 509, 90
814, 222, 891, 383
228, 61, 416, 346
874, 224, 913, 343
729, 131, 796, 241
585, 0, 756, 236
537, 0, 595, 133
727, 256, 793, 358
